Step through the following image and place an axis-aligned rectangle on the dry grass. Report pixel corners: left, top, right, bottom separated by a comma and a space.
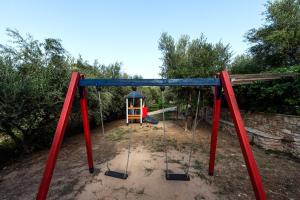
105, 128, 132, 141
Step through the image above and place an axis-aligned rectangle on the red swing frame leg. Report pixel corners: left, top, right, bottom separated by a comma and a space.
36, 73, 94, 200
220, 71, 266, 200
79, 76, 94, 173
36, 72, 80, 200
208, 86, 222, 176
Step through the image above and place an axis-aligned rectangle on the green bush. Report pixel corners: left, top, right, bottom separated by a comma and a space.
0, 29, 130, 165
234, 76, 300, 115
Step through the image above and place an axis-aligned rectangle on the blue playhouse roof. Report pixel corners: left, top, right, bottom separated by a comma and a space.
126, 91, 144, 99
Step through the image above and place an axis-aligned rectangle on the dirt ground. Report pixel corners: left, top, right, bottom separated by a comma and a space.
0, 119, 299, 200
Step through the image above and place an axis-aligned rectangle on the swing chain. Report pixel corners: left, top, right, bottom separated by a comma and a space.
185, 89, 201, 175
96, 88, 105, 135
96, 87, 111, 172
124, 92, 135, 177
160, 86, 168, 175
96, 87, 133, 178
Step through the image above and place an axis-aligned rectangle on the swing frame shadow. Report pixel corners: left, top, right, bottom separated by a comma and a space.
36, 71, 267, 200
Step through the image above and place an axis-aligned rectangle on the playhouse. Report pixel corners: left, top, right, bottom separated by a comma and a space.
125, 89, 148, 124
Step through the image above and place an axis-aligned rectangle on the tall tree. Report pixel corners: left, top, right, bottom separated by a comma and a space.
159, 33, 231, 78
246, 0, 300, 69
158, 32, 231, 115
0, 29, 130, 161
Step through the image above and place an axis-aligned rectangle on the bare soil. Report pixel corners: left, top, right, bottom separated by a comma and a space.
0, 120, 299, 200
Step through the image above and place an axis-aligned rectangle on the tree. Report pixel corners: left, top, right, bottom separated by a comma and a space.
229, 0, 300, 115
0, 29, 130, 163
0, 29, 72, 152
246, 0, 300, 69
230, 54, 263, 74
158, 33, 232, 123
159, 33, 231, 78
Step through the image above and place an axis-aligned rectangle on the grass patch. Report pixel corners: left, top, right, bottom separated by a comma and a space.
193, 160, 208, 180
150, 138, 178, 152
193, 160, 204, 171
151, 138, 164, 152
179, 142, 201, 152
105, 128, 131, 141
168, 159, 181, 164
168, 138, 178, 149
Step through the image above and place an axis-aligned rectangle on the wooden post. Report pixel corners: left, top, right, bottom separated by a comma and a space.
126, 98, 128, 125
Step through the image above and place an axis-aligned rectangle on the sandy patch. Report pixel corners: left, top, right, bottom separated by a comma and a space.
76, 146, 217, 200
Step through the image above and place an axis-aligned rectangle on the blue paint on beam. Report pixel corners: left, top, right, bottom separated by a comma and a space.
79, 78, 221, 87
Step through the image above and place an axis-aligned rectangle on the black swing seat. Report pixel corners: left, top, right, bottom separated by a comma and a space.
105, 170, 128, 179
165, 172, 190, 181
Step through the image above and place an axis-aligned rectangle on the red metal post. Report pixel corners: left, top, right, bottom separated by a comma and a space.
36, 72, 80, 200
79, 75, 94, 173
208, 86, 222, 176
220, 71, 266, 200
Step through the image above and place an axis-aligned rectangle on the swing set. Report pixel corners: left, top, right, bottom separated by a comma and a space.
36, 70, 267, 200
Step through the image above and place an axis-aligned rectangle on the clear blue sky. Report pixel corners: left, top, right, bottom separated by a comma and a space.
0, 0, 267, 78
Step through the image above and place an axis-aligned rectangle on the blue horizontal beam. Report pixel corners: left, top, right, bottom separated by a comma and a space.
79, 78, 221, 87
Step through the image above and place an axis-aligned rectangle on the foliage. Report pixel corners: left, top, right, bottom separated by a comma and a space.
234, 76, 300, 115
230, 55, 262, 74
231, 64, 300, 115
267, 65, 300, 73
158, 32, 231, 110
0, 29, 130, 163
105, 128, 131, 141
139, 87, 160, 109
159, 33, 232, 78
245, 0, 300, 69
0, 29, 71, 153
229, 0, 300, 115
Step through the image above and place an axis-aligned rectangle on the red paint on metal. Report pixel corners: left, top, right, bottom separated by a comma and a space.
220, 70, 266, 200
36, 72, 80, 200
79, 77, 94, 172
208, 86, 221, 176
